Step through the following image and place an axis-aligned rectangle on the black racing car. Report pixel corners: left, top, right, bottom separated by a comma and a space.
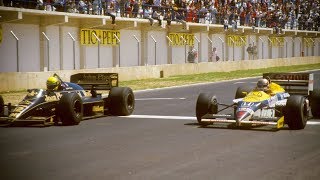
0, 73, 135, 126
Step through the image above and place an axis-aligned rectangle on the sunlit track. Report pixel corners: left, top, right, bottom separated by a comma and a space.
121, 115, 320, 125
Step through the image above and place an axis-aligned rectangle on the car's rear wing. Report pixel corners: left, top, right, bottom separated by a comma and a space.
70, 73, 118, 90
263, 72, 320, 96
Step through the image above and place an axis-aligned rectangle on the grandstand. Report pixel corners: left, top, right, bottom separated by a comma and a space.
0, 0, 319, 80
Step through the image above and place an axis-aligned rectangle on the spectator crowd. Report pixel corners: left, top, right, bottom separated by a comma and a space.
1, 0, 319, 31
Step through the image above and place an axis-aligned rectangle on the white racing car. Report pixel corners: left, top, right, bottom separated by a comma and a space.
196, 72, 320, 130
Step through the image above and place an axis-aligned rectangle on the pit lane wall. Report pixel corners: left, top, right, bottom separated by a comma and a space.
0, 56, 319, 92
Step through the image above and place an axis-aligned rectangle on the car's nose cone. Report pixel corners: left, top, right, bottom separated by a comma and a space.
236, 110, 251, 121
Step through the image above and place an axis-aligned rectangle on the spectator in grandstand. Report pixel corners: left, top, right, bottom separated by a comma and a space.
152, 9, 162, 26
164, 10, 172, 26
208, 4, 217, 24
36, 0, 44, 10
52, 0, 66, 12
143, 6, 154, 25
223, 17, 228, 31
174, 10, 187, 28
231, 17, 238, 32
105, 0, 116, 24
78, 0, 88, 14
66, 0, 79, 13
131, 0, 139, 18
198, 4, 208, 24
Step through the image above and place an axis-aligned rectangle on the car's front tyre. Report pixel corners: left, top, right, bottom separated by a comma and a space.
284, 95, 308, 130
58, 93, 83, 125
196, 93, 218, 126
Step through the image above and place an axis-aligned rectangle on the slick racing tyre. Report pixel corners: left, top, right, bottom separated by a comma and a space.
235, 86, 252, 99
58, 93, 83, 125
196, 93, 218, 126
0, 95, 4, 117
108, 87, 135, 116
284, 95, 308, 130
309, 89, 320, 118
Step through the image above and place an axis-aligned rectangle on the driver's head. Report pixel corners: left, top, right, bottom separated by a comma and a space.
46, 76, 60, 91
256, 78, 270, 92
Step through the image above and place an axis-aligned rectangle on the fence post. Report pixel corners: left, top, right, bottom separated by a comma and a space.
133, 35, 140, 66
114, 34, 121, 67
10, 31, 19, 72
228, 36, 235, 61
258, 37, 265, 59
92, 33, 101, 68
207, 36, 213, 62
297, 37, 302, 56
275, 37, 282, 58
92, 33, 100, 68
42, 32, 50, 71
180, 36, 187, 63
267, 37, 273, 59
67, 32, 76, 70
166, 36, 173, 64
194, 36, 200, 63
218, 37, 225, 61
151, 35, 157, 65
239, 36, 246, 60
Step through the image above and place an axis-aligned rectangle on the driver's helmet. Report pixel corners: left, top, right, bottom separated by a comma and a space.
46, 76, 61, 91
256, 78, 270, 92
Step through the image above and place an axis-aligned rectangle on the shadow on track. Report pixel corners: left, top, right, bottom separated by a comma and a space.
184, 122, 291, 132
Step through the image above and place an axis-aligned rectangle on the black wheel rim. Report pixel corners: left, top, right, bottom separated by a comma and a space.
126, 93, 134, 110
73, 100, 82, 118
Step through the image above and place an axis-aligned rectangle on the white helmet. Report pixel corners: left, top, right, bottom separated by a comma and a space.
256, 78, 270, 92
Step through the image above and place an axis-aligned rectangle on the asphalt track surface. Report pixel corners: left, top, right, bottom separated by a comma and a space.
1, 75, 320, 180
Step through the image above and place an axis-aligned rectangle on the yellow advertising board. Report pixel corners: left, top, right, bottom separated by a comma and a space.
227, 35, 247, 47
167, 33, 194, 46
268, 37, 284, 47
80, 29, 120, 46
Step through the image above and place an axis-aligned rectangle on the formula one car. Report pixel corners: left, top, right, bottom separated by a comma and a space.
196, 72, 320, 130
0, 73, 135, 126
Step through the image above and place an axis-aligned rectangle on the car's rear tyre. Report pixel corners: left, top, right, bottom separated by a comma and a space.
310, 89, 320, 118
58, 93, 83, 125
284, 95, 308, 130
108, 87, 135, 116
196, 93, 218, 126
0, 95, 4, 117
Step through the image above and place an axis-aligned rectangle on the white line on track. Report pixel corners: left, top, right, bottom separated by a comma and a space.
135, 98, 186, 100
120, 115, 320, 125
234, 81, 257, 84
120, 115, 197, 120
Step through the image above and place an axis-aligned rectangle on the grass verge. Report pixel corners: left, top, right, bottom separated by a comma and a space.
119, 63, 320, 90
1, 63, 320, 104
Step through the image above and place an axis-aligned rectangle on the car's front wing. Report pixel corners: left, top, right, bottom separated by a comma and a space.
201, 114, 285, 129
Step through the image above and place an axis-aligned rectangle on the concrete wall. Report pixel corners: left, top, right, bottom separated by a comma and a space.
0, 56, 319, 92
